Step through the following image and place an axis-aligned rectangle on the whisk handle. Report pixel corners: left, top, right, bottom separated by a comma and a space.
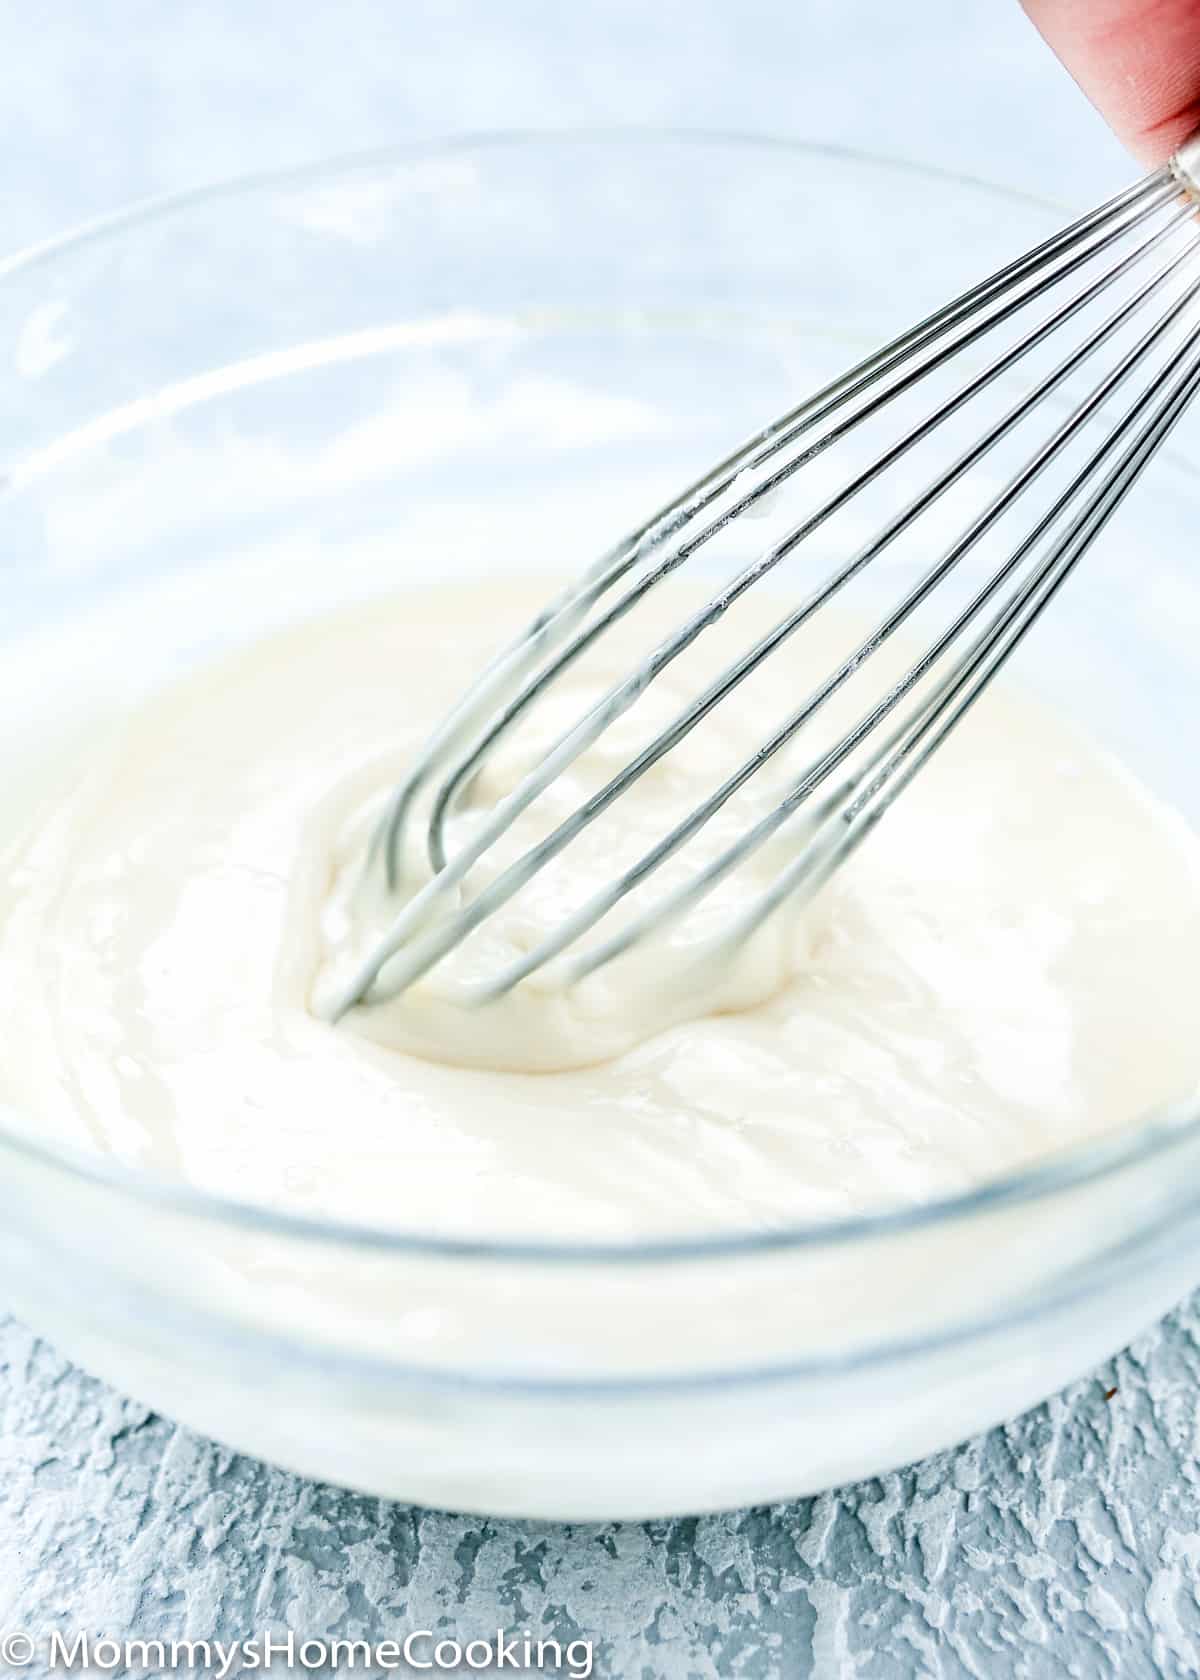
1172, 129, 1200, 200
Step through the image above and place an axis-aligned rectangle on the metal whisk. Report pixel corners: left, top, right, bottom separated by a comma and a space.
330, 133, 1200, 1019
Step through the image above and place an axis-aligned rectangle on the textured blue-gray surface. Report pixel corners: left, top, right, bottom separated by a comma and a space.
2, 1307, 1199, 1677
2, 4, 1195, 1676
5, 0, 1129, 255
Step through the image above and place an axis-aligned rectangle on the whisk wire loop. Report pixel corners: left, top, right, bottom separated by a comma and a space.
330, 150, 1200, 1020
379, 169, 1176, 883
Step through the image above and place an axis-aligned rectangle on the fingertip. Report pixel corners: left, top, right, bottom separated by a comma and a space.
1021, 0, 1200, 168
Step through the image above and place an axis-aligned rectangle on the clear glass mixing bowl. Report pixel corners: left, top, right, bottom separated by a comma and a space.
1, 134, 1199, 1520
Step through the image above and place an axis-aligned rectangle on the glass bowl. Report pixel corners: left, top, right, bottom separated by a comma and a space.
1, 134, 1199, 1521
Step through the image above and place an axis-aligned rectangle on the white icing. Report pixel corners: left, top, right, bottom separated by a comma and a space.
1, 581, 1198, 1242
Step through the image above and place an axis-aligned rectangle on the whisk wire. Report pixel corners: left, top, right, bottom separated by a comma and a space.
472, 263, 1200, 997
331, 153, 1200, 1019
714, 322, 1200, 961
380, 169, 1176, 883
560, 312, 1200, 989
421, 180, 1190, 876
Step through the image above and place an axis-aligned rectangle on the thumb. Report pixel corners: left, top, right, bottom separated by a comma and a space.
1021, 0, 1200, 165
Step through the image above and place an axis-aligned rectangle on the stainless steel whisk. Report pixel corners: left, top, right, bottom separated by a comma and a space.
330, 133, 1200, 1019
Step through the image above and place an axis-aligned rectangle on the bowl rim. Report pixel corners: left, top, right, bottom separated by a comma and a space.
3, 126, 1198, 1265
